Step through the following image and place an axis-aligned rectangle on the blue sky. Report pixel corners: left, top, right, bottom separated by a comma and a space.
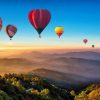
0, 0, 100, 49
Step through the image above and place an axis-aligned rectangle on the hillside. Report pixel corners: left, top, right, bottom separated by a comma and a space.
0, 73, 72, 100
30, 68, 100, 89
0, 73, 99, 100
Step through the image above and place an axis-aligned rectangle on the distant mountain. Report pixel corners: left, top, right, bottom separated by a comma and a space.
30, 68, 89, 83
0, 58, 39, 75
30, 68, 100, 89
0, 58, 34, 67
55, 51, 100, 61
0, 51, 100, 79
43, 57, 100, 79
8, 51, 100, 61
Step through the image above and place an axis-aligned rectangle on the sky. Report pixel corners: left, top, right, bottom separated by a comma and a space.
0, 0, 100, 49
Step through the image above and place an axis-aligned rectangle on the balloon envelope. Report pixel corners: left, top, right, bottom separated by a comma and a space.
55, 26, 64, 38
28, 9, 51, 38
0, 18, 2, 31
5, 25, 17, 40
83, 39, 88, 44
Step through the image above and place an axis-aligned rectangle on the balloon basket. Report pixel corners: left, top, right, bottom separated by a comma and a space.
39, 35, 41, 38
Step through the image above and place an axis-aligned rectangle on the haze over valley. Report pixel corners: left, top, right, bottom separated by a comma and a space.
0, 49, 100, 87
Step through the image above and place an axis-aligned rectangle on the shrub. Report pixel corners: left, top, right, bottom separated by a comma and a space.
0, 90, 13, 100
88, 87, 100, 100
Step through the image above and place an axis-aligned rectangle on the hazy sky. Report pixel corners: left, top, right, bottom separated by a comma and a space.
0, 0, 100, 49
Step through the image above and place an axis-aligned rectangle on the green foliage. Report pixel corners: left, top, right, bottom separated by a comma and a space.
75, 84, 100, 100
0, 90, 13, 100
0, 73, 99, 100
70, 90, 76, 96
0, 73, 71, 100
40, 88, 49, 95
0, 95, 3, 100
12, 80, 25, 91
88, 87, 100, 100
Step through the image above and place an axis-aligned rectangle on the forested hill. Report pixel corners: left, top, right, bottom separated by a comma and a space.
0, 73, 72, 100
0, 73, 99, 100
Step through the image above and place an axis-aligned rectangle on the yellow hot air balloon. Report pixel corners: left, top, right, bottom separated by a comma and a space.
55, 26, 64, 38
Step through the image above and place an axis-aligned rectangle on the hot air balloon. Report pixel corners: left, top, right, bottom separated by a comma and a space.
5, 25, 17, 40
83, 39, 88, 44
92, 45, 95, 48
28, 9, 51, 38
0, 18, 2, 31
55, 26, 64, 38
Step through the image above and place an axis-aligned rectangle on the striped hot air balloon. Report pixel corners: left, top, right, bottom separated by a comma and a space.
5, 25, 17, 40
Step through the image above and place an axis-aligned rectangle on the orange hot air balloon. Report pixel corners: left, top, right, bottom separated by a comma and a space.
83, 39, 88, 44
55, 26, 64, 38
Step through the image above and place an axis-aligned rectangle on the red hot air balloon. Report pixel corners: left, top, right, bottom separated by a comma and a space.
0, 18, 2, 31
28, 9, 51, 38
83, 39, 88, 44
5, 25, 17, 40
